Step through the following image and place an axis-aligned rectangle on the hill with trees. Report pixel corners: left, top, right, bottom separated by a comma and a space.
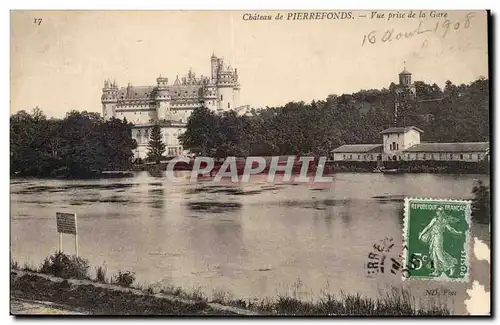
180, 78, 489, 157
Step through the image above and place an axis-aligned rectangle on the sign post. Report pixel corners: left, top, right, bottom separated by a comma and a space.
56, 212, 78, 257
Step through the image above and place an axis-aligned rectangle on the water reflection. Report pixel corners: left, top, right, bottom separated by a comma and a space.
10, 172, 490, 314
149, 188, 164, 210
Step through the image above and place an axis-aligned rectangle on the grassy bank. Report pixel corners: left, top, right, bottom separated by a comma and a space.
11, 252, 451, 316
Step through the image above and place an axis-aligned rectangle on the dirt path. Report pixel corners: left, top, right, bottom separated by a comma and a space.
11, 298, 88, 315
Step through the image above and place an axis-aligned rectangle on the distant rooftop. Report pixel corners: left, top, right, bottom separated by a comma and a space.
379, 126, 424, 135
331, 144, 383, 153
404, 142, 489, 153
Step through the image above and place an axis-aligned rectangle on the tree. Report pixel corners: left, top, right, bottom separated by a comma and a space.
178, 105, 219, 156
146, 124, 166, 164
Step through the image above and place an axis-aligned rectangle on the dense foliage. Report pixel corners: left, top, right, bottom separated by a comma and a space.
180, 78, 489, 157
10, 108, 137, 177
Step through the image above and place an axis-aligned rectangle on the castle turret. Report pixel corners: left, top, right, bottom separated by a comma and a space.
101, 78, 118, 120
155, 75, 171, 120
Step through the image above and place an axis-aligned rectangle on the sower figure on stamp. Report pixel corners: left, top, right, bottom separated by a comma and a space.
418, 206, 462, 277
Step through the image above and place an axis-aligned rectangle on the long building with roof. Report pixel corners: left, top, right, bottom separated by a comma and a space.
332, 126, 489, 162
101, 53, 241, 159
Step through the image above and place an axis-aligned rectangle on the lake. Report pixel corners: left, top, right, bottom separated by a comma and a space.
10, 172, 490, 314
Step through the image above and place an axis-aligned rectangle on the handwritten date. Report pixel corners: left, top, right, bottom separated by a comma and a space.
361, 13, 474, 46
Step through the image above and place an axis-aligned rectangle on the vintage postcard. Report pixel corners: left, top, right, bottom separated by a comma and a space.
10, 10, 490, 316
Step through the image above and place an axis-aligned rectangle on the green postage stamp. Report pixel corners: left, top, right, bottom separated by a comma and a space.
403, 198, 471, 282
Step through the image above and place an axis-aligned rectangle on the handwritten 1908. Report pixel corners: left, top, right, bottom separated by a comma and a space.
361, 12, 475, 46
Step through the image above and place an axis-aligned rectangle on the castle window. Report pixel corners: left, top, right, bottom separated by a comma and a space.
449, 154, 453, 160
220, 95, 223, 101
423, 154, 427, 160
460, 154, 464, 160
469, 154, 473, 160
396, 143, 399, 150
228, 103, 230, 109
343, 154, 346, 160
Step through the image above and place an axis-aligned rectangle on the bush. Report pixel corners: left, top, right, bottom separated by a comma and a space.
112, 270, 135, 287
95, 264, 108, 283
39, 251, 90, 280
472, 180, 490, 224
11, 260, 20, 270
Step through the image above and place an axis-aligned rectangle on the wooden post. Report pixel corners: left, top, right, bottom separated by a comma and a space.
74, 214, 79, 257
75, 234, 79, 258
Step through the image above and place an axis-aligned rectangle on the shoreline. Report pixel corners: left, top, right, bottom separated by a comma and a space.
10, 167, 490, 181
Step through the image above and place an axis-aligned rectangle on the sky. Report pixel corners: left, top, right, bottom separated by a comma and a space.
10, 10, 489, 118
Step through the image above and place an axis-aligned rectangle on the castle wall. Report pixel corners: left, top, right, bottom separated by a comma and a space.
217, 86, 234, 111
115, 108, 156, 124
102, 103, 116, 120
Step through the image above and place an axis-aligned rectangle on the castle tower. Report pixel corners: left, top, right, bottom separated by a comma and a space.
101, 79, 118, 120
214, 57, 240, 111
232, 68, 240, 109
155, 75, 171, 120
211, 53, 218, 82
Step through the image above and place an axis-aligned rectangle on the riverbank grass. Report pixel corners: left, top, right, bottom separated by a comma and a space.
11, 252, 450, 315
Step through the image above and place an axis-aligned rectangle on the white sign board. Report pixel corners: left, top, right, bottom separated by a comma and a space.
56, 212, 79, 257
56, 212, 77, 235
